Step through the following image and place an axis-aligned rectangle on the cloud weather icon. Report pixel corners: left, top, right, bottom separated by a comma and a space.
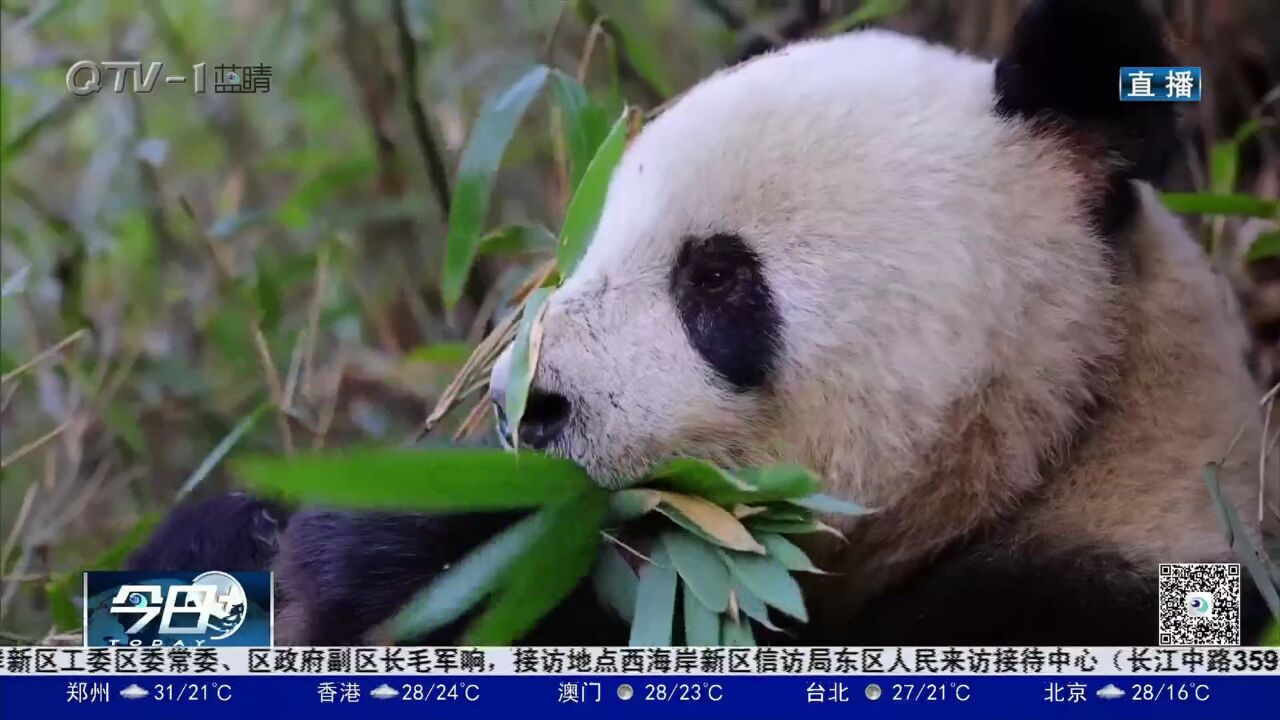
1095, 684, 1126, 700
119, 684, 151, 700
370, 684, 401, 700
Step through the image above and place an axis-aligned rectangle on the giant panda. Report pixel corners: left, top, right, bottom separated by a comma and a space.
129, 0, 1273, 646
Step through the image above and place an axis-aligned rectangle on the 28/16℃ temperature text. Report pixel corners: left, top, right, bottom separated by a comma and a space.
1128, 682, 1211, 702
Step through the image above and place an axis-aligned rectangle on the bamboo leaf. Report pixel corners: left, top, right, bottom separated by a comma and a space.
1263, 621, 1280, 647
1204, 463, 1280, 618
651, 457, 759, 504
746, 519, 825, 536
757, 532, 826, 574
581, 3, 673, 99
505, 288, 553, 450
235, 448, 594, 511
176, 402, 271, 501
604, 16, 672, 97
630, 543, 677, 645
789, 493, 870, 516
1211, 118, 1267, 194
557, 110, 629, 277
735, 464, 822, 501
442, 65, 550, 308
1210, 142, 1238, 196
654, 460, 821, 506
682, 580, 720, 646
592, 545, 638, 623
748, 517, 847, 541
1161, 192, 1279, 219
656, 492, 767, 554
719, 549, 809, 622
660, 504, 743, 551
731, 578, 781, 631
465, 488, 608, 644
45, 582, 79, 631
404, 342, 472, 368
391, 512, 547, 640
661, 530, 730, 612
478, 223, 557, 257
753, 506, 812, 524
1231, 118, 1268, 145
550, 71, 610, 191
720, 614, 755, 646
1246, 231, 1280, 263
254, 269, 283, 332
607, 488, 663, 523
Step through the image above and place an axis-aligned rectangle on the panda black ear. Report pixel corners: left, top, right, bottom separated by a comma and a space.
995, 0, 1178, 230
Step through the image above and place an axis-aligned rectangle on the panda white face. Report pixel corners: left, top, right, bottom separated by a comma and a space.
491, 28, 1123, 501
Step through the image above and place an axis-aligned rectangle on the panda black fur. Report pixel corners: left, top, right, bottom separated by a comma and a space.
125, 494, 288, 573
131, 0, 1272, 646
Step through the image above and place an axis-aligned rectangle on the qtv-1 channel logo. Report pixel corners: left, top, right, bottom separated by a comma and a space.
84, 571, 272, 647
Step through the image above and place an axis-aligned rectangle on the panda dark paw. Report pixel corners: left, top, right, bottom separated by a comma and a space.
273, 509, 518, 645
273, 508, 630, 646
125, 493, 289, 573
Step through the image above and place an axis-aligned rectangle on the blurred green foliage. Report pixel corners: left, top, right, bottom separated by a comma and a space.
1, 0, 1277, 642
0, 0, 740, 638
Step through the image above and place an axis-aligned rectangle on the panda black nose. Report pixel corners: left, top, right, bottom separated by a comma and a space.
517, 388, 572, 449
492, 386, 571, 450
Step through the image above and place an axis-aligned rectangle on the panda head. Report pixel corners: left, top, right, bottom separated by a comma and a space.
491, 0, 1178, 503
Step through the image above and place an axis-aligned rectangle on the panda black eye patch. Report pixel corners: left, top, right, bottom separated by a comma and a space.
669, 233, 782, 390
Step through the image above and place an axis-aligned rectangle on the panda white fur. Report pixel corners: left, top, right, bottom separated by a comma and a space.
130, 0, 1271, 645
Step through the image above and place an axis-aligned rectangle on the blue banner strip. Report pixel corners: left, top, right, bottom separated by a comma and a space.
4, 675, 1276, 718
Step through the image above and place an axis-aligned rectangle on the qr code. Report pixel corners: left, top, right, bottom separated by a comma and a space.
1158, 563, 1241, 646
